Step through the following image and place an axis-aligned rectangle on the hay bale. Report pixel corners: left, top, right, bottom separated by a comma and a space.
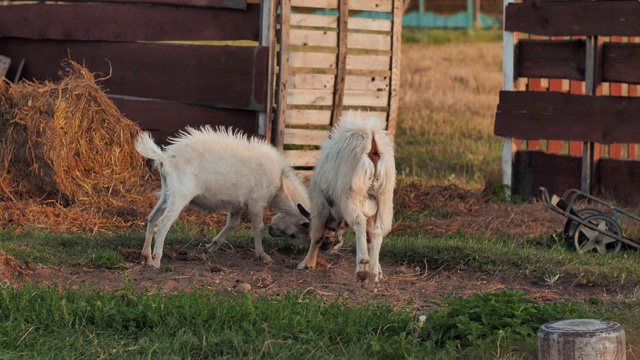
0, 59, 147, 207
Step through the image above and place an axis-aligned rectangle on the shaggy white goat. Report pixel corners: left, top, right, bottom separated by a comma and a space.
297, 110, 396, 282
134, 126, 311, 268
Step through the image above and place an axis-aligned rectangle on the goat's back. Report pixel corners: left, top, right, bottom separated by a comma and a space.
157, 126, 294, 201
311, 111, 395, 202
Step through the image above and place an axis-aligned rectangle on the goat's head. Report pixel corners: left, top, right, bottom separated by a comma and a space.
267, 204, 311, 246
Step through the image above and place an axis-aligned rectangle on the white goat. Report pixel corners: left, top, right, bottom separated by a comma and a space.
134, 126, 311, 268
297, 110, 396, 282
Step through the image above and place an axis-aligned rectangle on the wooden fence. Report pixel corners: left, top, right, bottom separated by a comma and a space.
0, 0, 402, 170
274, 0, 403, 171
495, 0, 640, 204
0, 0, 275, 145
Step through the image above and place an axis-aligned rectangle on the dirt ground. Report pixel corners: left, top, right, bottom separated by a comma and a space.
3, 181, 636, 315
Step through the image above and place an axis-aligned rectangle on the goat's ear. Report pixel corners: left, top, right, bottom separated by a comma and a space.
297, 204, 311, 220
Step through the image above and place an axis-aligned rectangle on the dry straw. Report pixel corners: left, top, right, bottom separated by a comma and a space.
0, 59, 147, 208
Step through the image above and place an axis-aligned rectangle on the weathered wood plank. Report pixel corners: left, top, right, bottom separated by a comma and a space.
285, 150, 321, 167
287, 89, 389, 107
110, 97, 258, 144
517, 39, 585, 80
494, 91, 640, 144
284, 128, 328, 145
289, 29, 389, 51
291, 0, 392, 12
286, 109, 333, 126
0, 3, 260, 42
289, 73, 389, 91
290, 13, 392, 31
505, 1, 640, 37
44, 0, 247, 10
274, 0, 292, 148
289, 52, 391, 71
1, 39, 268, 111
331, 0, 349, 126
386, 0, 402, 140
602, 42, 640, 85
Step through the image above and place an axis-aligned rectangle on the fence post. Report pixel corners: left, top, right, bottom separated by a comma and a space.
501, 0, 516, 195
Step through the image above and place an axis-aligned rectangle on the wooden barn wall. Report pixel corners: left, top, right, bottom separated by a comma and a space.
495, 0, 640, 204
0, 0, 266, 143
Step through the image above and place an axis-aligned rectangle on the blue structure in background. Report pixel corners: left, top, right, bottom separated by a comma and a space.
313, 0, 501, 30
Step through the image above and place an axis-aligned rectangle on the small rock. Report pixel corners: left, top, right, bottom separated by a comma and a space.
234, 282, 252, 291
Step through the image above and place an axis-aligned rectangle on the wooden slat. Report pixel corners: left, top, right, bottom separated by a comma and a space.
286, 109, 333, 126
505, 1, 640, 37
287, 89, 389, 107
348, 33, 391, 51
517, 39, 585, 80
51, 0, 247, 9
284, 128, 328, 145
0, 39, 268, 112
111, 97, 258, 144
0, 3, 261, 42
289, 29, 338, 47
290, 73, 389, 91
285, 109, 387, 126
289, 29, 390, 51
289, 73, 389, 91
386, 0, 402, 140
259, 0, 277, 138
330, 0, 349, 126
494, 91, 640, 144
291, 0, 392, 12
289, 52, 391, 71
290, 73, 335, 90
285, 150, 321, 167
290, 14, 392, 32
274, 0, 292, 148
348, 17, 393, 32
602, 42, 640, 85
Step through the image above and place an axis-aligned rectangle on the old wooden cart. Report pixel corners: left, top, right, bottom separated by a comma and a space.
539, 187, 640, 253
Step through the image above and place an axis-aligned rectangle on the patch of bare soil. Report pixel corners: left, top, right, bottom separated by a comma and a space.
3, 180, 633, 314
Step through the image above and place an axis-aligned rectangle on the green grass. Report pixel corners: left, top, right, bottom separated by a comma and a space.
0, 282, 629, 359
1, 228, 639, 358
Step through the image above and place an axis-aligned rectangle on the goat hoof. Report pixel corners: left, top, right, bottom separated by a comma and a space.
356, 270, 371, 282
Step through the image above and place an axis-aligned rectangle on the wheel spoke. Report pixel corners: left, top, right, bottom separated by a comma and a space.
576, 228, 598, 253
574, 214, 624, 254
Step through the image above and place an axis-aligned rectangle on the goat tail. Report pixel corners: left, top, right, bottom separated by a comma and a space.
134, 131, 165, 163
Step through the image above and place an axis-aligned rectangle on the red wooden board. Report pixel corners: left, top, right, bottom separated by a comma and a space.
495, 91, 640, 144
505, 1, 640, 37
1, 39, 268, 112
0, 3, 260, 42
517, 39, 585, 80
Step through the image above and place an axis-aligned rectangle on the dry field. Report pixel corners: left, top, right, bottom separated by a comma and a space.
397, 40, 504, 186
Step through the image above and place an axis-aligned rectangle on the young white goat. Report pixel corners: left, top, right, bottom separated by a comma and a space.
297, 111, 396, 282
135, 126, 311, 268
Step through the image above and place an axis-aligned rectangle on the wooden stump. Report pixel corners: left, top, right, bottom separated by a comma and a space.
538, 319, 626, 360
